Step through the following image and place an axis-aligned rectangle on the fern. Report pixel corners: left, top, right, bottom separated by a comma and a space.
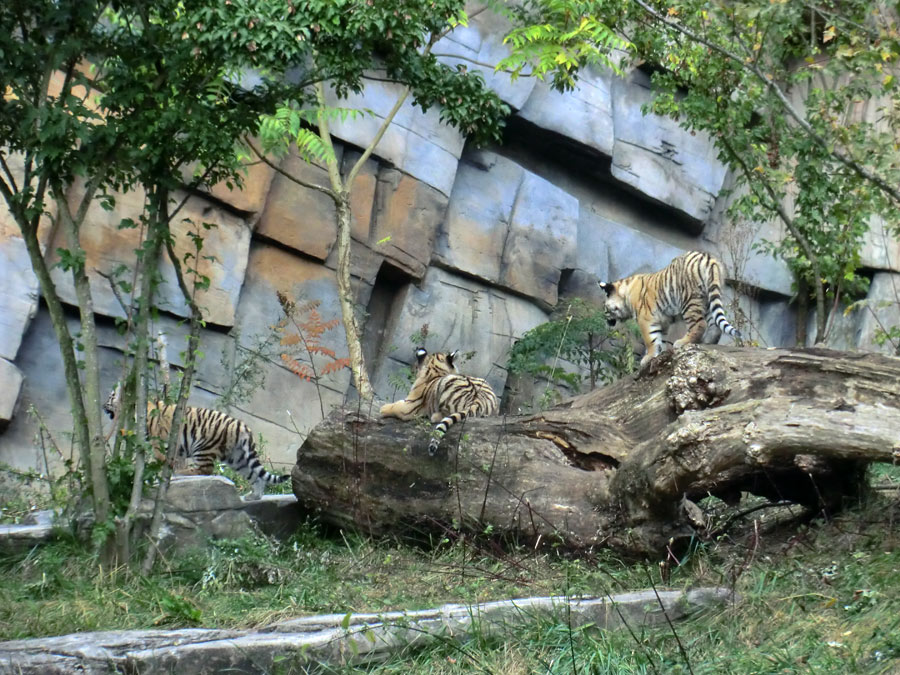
257, 103, 371, 164
276, 291, 349, 419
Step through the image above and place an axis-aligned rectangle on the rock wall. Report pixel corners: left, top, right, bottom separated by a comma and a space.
1, 10, 898, 485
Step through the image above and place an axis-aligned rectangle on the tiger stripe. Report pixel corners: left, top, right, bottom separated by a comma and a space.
381, 348, 499, 456
104, 386, 287, 499
599, 251, 741, 367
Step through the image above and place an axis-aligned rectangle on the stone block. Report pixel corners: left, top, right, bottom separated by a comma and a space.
372, 267, 549, 400
0, 152, 55, 361
434, 11, 536, 110
230, 243, 351, 452
0, 310, 130, 477
702, 183, 794, 297
859, 214, 900, 273
240, 495, 303, 539
595, 217, 685, 281
610, 70, 727, 223
856, 272, 900, 353
185, 142, 276, 214
500, 171, 579, 307
0, 359, 24, 427
805, 304, 861, 351
0, 235, 40, 361
256, 149, 338, 260
164, 476, 245, 512
47, 184, 252, 327
575, 210, 611, 285
372, 168, 449, 280
208, 509, 256, 540
518, 67, 614, 155
324, 80, 465, 196
435, 151, 520, 283
436, 150, 579, 307
756, 297, 798, 348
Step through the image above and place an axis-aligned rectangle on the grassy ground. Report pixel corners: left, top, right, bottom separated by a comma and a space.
1, 476, 899, 673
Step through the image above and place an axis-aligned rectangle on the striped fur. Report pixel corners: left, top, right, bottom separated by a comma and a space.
380, 348, 499, 456
599, 251, 741, 367
104, 385, 287, 499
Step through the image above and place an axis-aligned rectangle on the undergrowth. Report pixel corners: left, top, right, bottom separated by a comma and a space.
1, 490, 898, 673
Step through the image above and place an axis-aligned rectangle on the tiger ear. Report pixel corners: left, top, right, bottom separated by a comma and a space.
598, 281, 614, 296
415, 347, 428, 364
447, 350, 459, 367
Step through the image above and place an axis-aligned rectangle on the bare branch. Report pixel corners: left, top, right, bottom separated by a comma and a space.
243, 136, 337, 202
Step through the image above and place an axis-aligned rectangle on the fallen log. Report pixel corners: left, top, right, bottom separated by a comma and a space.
0, 588, 733, 674
291, 345, 900, 554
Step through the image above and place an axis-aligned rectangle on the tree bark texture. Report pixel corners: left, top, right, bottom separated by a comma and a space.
291, 346, 900, 555
0, 589, 732, 674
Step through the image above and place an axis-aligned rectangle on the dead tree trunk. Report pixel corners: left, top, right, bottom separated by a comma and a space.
291, 346, 900, 555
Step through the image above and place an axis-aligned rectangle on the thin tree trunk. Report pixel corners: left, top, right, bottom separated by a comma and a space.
54, 187, 112, 541
314, 81, 376, 401
141, 201, 204, 574
334, 194, 375, 400
115, 191, 166, 564
796, 277, 809, 346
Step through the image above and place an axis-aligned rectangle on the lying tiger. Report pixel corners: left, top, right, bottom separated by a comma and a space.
599, 250, 742, 367
381, 348, 499, 455
103, 385, 288, 499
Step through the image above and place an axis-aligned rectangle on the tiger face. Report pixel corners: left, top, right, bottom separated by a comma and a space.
598, 280, 634, 326
599, 251, 741, 368
414, 347, 457, 380
381, 347, 498, 455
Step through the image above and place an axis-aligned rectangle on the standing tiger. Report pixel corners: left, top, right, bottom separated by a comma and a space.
599, 251, 742, 367
380, 348, 499, 456
103, 385, 288, 499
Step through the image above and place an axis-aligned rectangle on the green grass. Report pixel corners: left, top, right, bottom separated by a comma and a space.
1, 491, 899, 674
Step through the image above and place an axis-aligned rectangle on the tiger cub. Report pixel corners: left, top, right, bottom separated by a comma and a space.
380, 348, 499, 456
103, 385, 288, 499
599, 250, 742, 367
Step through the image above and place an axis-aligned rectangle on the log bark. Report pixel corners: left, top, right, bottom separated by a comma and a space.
0, 589, 732, 674
292, 346, 900, 555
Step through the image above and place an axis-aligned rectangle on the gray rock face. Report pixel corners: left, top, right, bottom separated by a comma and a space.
0, 359, 23, 427
0, 235, 39, 362
372, 267, 549, 400
610, 70, 727, 223
855, 272, 900, 353
434, 10, 536, 110
372, 168, 448, 280
595, 216, 685, 281
436, 150, 579, 308
47, 185, 252, 327
324, 80, 465, 196
255, 149, 339, 260
518, 67, 615, 156
860, 214, 900, 272
0, 153, 54, 363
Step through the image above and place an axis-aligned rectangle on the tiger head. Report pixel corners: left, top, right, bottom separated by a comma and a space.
598, 280, 635, 326
103, 383, 122, 420
413, 347, 458, 381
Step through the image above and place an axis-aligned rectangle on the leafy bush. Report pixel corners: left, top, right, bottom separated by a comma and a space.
506, 298, 636, 406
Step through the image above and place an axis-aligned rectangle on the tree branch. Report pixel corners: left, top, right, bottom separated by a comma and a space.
632, 0, 900, 209
243, 136, 337, 201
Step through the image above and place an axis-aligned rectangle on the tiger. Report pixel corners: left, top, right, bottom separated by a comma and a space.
380, 348, 499, 456
598, 250, 742, 368
103, 384, 288, 499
